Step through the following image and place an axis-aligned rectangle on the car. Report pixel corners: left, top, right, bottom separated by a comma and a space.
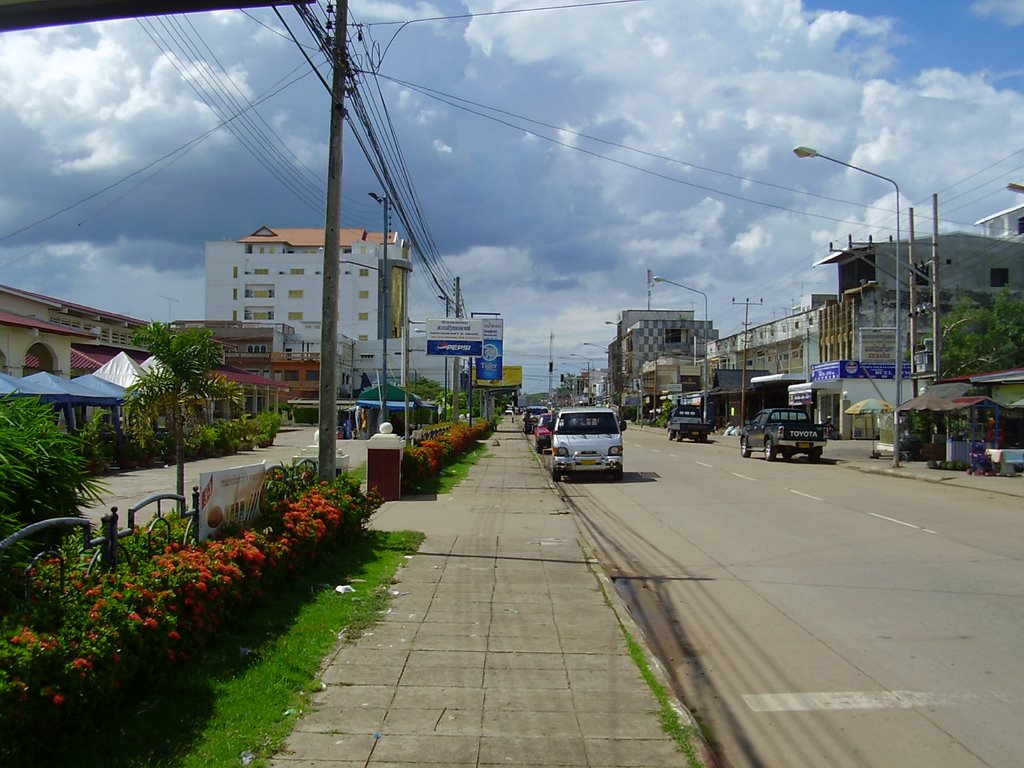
504, 406, 515, 416
533, 412, 555, 452
550, 406, 625, 482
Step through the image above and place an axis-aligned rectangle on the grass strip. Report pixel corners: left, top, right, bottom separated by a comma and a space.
412, 440, 493, 495
48, 529, 423, 768
622, 629, 707, 768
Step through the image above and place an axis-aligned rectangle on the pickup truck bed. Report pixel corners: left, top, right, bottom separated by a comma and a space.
667, 406, 712, 443
740, 408, 827, 462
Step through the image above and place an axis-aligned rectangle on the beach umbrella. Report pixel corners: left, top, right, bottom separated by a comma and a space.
845, 397, 894, 415
896, 391, 961, 412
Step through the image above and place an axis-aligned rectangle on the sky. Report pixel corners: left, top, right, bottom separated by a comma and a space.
2, 0, 1024, 393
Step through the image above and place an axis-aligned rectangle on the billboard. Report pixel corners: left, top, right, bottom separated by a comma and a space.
474, 365, 522, 388
426, 318, 484, 356
475, 318, 504, 381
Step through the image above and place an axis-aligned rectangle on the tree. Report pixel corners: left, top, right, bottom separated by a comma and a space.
124, 323, 242, 505
941, 290, 1024, 377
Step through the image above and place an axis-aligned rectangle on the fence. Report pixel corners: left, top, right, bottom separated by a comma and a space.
0, 488, 200, 603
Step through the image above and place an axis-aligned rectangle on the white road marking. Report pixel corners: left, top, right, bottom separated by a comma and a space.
788, 489, 823, 501
695, 461, 713, 468
743, 690, 967, 712
869, 512, 921, 530
731, 472, 757, 481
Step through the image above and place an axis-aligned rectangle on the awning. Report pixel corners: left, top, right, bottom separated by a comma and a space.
750, 373, 806, 387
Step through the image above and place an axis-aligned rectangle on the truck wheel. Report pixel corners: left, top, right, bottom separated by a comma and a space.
764, 438, 776, 461
808, 448, 822, 463
551, 465, 562, 482
612, 467, 624, 481
740, 437, 752, 458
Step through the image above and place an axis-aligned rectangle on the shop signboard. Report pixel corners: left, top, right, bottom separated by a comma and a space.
812, 360, 911, 381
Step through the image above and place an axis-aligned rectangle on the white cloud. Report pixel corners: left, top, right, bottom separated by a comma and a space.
433, 139, 453, 154
972, 0, 1024, 26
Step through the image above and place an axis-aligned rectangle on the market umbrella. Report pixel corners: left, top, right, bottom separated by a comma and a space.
896, 391, 962, 412
845, 397, 894, 415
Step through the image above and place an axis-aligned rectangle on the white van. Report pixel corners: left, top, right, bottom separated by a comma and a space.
550, 406, 625, 482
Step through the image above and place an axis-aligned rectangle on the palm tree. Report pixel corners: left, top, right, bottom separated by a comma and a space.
125, 323, 243, 506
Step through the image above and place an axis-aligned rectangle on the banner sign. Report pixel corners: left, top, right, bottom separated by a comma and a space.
812, 360, 912, 381
475, 318, 504, 381
426, 318, 484, 356
198, 461, 266, 541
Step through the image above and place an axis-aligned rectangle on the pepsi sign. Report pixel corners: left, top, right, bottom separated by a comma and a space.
427, 339, 483, 356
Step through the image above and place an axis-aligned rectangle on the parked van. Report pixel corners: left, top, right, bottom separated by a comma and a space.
550, 406, 625, 482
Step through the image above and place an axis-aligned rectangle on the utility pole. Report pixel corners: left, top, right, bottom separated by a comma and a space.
908, 207, 917, 398
932, 194, 942, 381
733, 298, 762, 426
318, 0, 348, 481
450, 277, 461, 421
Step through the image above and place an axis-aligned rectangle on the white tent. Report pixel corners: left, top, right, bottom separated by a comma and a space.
93, 351, 147, 388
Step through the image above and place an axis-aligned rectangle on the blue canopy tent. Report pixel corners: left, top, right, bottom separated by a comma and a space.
2, 371, 125, 436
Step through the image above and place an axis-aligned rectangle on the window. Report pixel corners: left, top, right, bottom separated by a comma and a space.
254, 267, 269, 275
232, 266, 238, 278
358, 335, 369, 341
358, 290, 370, 299
283, 370, 299, 381
288, 312, 304, 321
358, 312, 369, 321
305, 370, 319, 381
288, 289, 303, 298
664, 329, 682, 344
232, 288, 237, 300
290, 268, 305, 275
359, 268, 370, 277
991, 267, 1009, 288
1018, 217, 1024, 236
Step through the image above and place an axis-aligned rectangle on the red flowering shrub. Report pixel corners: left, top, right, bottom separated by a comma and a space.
0, 471, 382, 755
401, 421, 493, 493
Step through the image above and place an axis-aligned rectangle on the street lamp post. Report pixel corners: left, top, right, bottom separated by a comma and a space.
652, 276, 709, 423
369, 192, 390, 418
794, 146, 903, 468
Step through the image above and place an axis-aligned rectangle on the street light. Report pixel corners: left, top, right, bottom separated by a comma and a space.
1007, 182, 1024, 194
368, 192, 390, 416
652, 276, 709, 422
340, 258, 387, 420
794, 145, 903, 468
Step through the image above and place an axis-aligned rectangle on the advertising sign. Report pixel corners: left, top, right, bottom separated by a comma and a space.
198, 462, 266, 541
475, 318, 504, 381
474, 365, 523, 388
859, 328, 896, 363
426, 318, 484, 356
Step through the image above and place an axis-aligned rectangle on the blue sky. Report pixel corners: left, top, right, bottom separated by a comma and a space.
1, 0, 1023, 392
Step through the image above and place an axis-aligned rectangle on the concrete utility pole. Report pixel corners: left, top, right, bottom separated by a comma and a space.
450, 277, 461, 420
733, 298, 762, 426
909, 207, 918, 398
932, 194, 942, 381
318, 0, 349, 481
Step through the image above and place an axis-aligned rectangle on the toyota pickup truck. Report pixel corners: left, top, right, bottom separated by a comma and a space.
740, 408, 827, 462
666, 405, 712, 443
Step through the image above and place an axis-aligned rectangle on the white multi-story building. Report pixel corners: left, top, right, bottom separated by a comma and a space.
204, 226, 446, 397
205, 226, 411, 350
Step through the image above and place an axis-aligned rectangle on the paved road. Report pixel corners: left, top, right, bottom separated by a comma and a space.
553, 425, 1024, 768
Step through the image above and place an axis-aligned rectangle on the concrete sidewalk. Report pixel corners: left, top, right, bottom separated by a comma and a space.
269, 421, 697, 768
